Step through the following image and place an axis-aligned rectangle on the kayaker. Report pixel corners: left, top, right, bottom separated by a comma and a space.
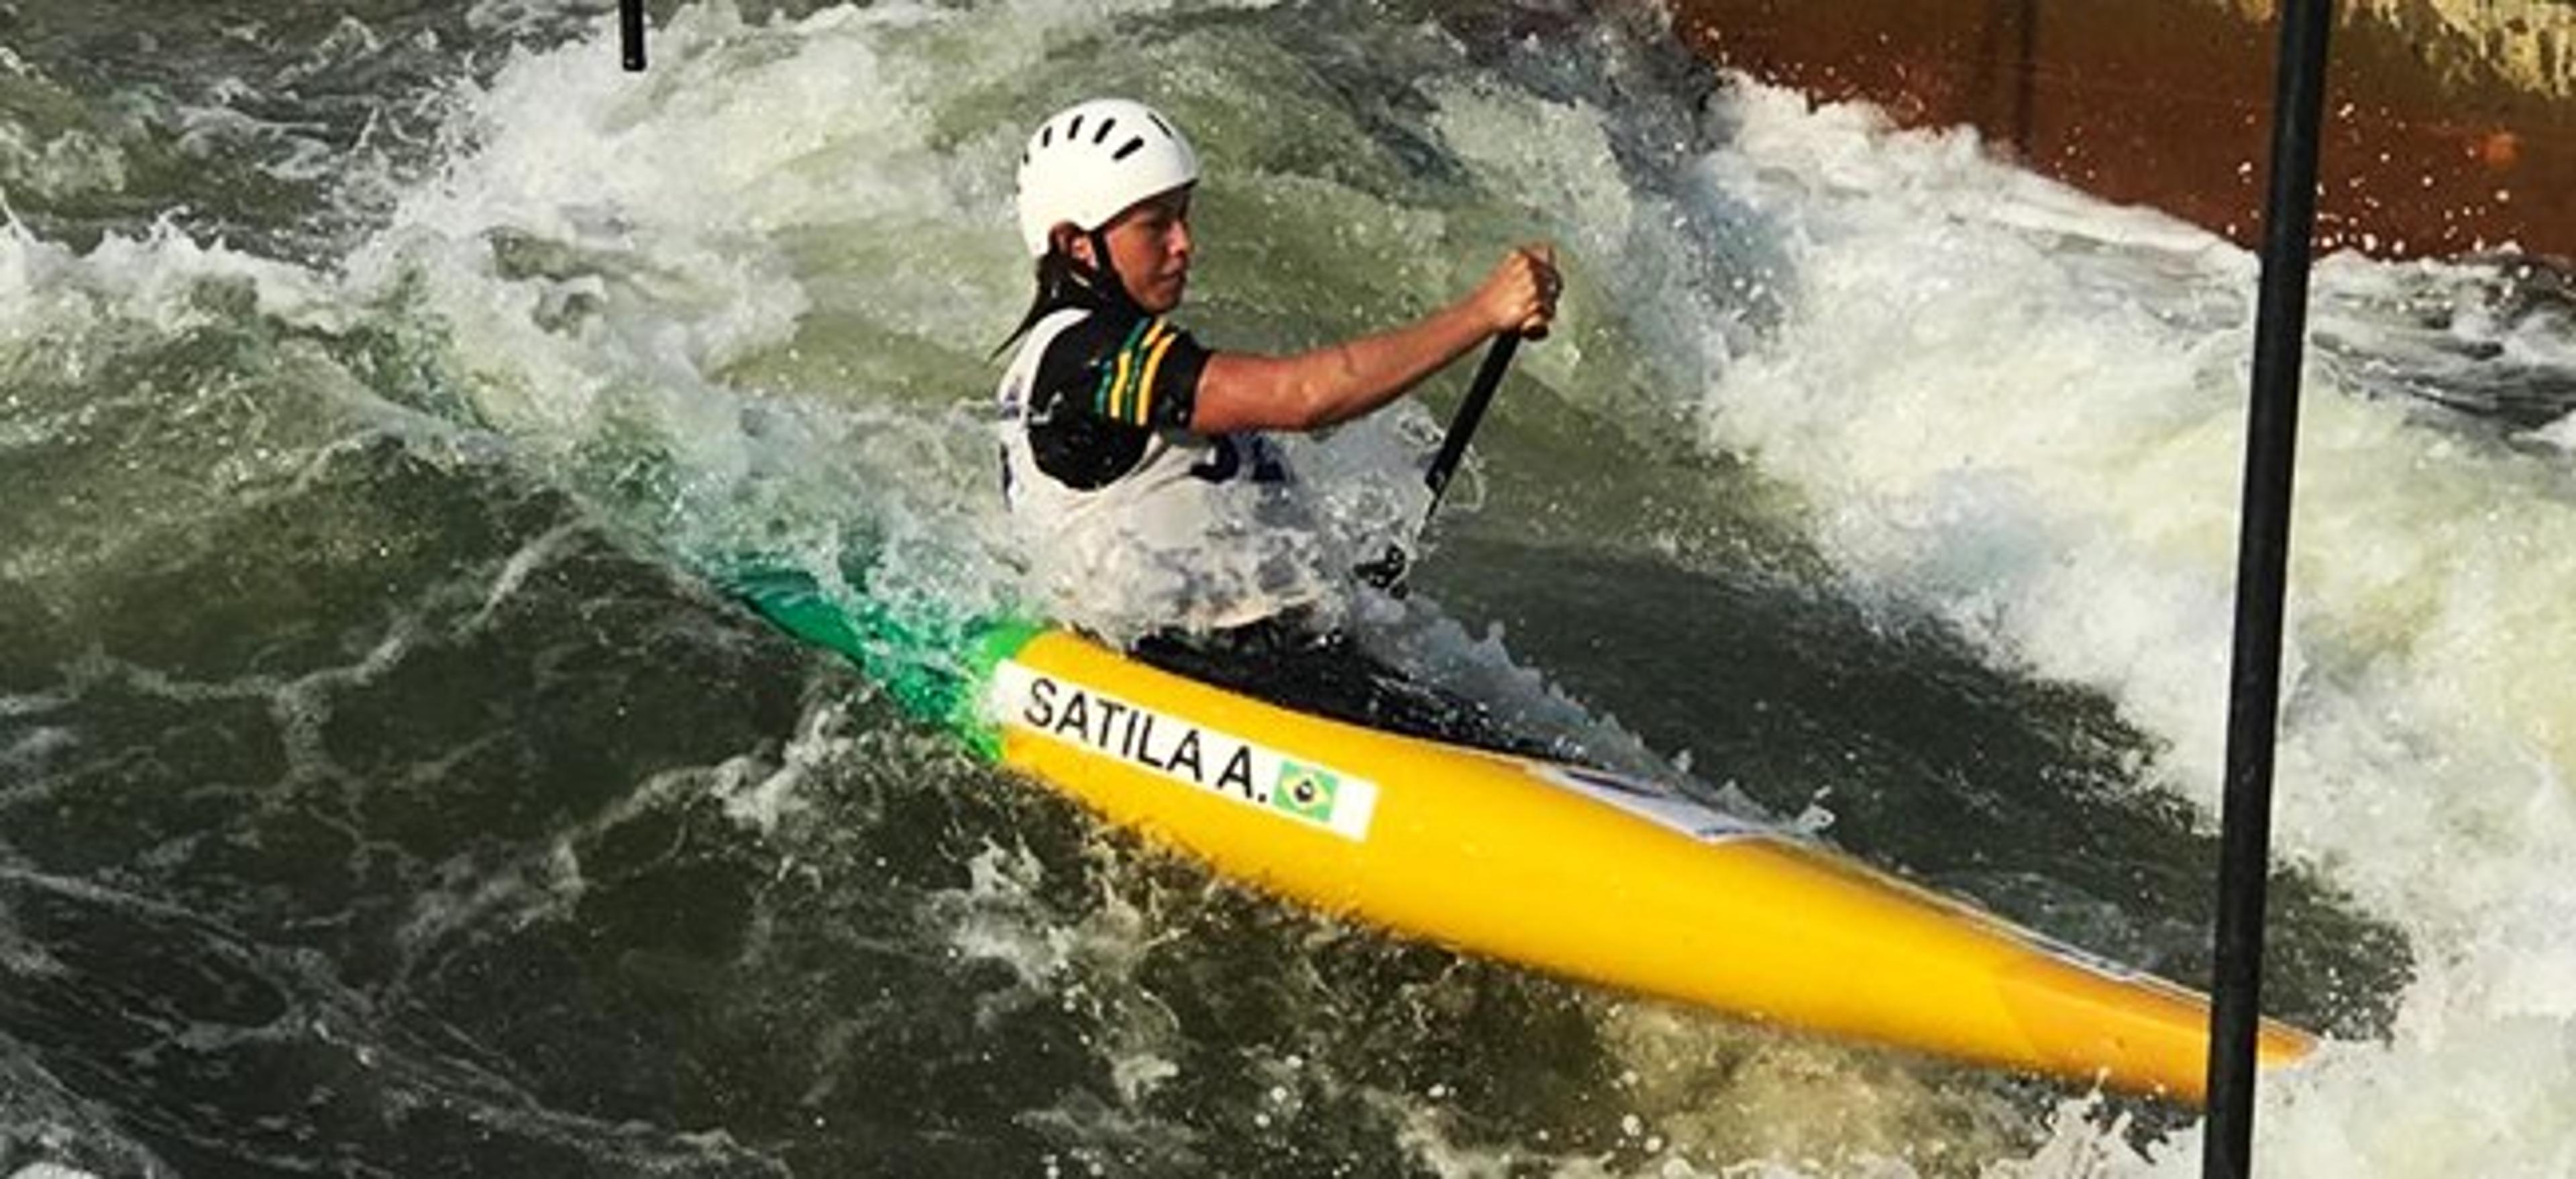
994, 96, 1559, 648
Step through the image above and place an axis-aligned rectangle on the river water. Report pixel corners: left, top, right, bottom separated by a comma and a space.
6, 1, 2574, 1175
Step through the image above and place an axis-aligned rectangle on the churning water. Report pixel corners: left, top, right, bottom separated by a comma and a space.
6, 1, 2574, 1174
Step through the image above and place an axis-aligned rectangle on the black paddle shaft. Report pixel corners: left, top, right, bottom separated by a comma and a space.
1422, 333, 1521, 509
1354, 332, 1523, 593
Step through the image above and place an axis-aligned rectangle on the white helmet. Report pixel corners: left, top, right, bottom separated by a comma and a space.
1014, 97, 1200, 258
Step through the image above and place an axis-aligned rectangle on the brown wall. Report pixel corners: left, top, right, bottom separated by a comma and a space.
1668, 0, 2576, 262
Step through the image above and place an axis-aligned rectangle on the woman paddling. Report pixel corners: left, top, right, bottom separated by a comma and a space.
994, 97, 1558, 746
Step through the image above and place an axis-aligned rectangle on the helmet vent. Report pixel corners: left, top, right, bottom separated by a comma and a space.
1069, 114, 1085, 140
1093, 117, 1118, 144
1112, 137, 1145, 161
1040, 125, 1053, 146
1148, 113, 1173, 138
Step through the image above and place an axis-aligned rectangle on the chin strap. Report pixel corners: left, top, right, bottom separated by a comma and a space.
1081, 227, 1148, 319
990, 228, 1143, 360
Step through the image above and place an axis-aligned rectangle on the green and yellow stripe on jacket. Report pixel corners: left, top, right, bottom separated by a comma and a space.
1094, 316, 1183, 426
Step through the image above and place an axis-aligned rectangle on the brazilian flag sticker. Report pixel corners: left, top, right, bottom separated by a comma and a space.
1271, 760, 1340, 823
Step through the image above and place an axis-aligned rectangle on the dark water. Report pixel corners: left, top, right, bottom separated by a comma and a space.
12, 0, 2574, 1175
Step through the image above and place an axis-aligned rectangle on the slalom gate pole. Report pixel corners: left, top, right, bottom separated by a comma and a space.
621, 0, 647, 71
2205, 0, 2334, 1175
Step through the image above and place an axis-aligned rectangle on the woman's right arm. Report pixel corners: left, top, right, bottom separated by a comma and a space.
1188, 244, 1558, 435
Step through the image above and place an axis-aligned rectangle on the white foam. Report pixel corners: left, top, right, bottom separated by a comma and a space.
211, 3, 2576, 1166
329, 0, 1649, 657
1693, 80, 2576, 1174
0, 218, 343, 354
8, 1164, 103, 1179
710, 697, 853, 833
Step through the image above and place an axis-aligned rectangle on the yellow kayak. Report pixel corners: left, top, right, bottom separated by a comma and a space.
985, 629, 2314, 1104
720, 565, 2312, 1104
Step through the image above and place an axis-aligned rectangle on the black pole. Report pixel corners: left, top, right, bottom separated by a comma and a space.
621, 0, 647, 71
1422, 334, 1521, 510
1352, 333, 1523, 591
2205, 1, 2332, 1175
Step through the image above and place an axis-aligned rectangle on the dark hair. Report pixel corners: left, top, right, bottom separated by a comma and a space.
991, 228, 1140, 360
991, 250, 1088, 359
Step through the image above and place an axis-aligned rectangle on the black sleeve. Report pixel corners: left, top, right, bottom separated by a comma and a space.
1024, 308, 1214, 490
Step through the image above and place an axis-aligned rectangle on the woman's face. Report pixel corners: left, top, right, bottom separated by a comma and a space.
1085, 186, 1195, 313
